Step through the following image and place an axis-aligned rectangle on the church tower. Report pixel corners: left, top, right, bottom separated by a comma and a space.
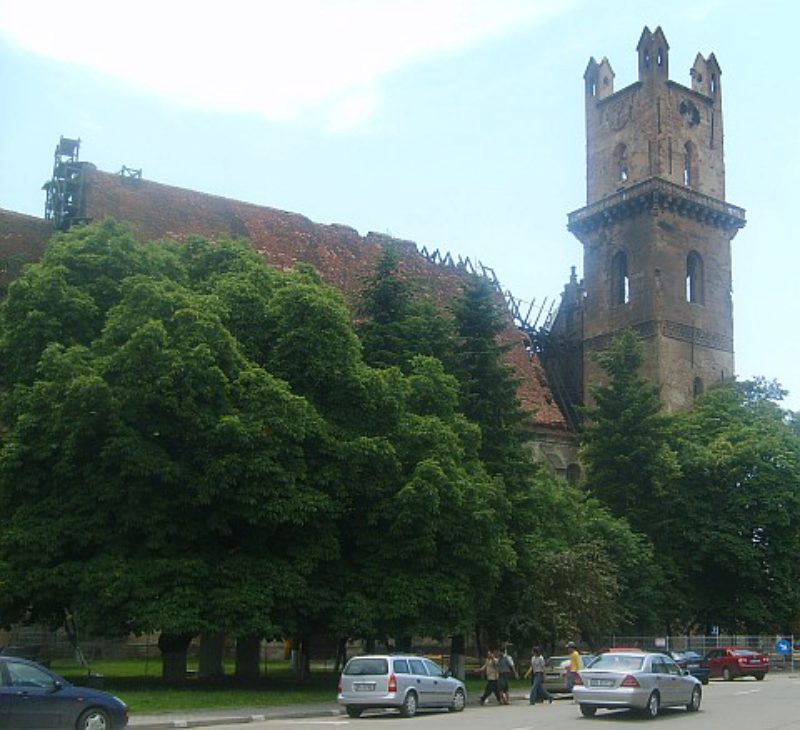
565, 26, 746, 412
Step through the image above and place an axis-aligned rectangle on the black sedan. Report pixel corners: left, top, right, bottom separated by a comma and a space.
0, 655, 128, 729
667, 650, 710, 685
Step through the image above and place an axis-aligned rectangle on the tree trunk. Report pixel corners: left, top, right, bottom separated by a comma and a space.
450, 634, 466, 681
293, 636, 311, 680
198, 633, 226, 679
334, 637, 348, 673
158, 633, 193, 683
235, 636, 261, 680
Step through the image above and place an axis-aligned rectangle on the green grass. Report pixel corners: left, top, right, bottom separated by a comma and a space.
46, 658, 533, 715
49, 659, 339, 714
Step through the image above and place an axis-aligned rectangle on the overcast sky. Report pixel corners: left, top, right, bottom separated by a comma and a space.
1, 0, 798, 410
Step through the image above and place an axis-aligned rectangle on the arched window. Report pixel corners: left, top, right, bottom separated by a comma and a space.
693, 377, 704, 399
611, 251, 630, 305
566, 463, 582, 485
686, 251, 705, 304
684, 141, 699, 187
613, 142, 629, 183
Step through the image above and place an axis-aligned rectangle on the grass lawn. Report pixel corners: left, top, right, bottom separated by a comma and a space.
50, 659, 338, 714
47, 658, 533, 715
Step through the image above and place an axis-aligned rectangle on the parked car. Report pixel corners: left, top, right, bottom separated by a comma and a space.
667, 650, 710, 685
337, 654, 466, 718
542, 654, 593, 693
573, 650, 702, 719
0, 655, 129, 729
704, 647, 769, 681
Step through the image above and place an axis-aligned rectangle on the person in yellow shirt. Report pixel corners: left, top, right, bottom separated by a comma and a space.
565, 642, 581, 692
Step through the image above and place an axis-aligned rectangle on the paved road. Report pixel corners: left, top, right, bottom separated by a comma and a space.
130, 675, 800, 729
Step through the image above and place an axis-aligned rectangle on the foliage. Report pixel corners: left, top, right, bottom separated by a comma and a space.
671, 380, 800, 633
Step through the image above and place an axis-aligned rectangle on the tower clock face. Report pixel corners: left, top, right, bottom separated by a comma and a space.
605, 99, 632, 131
679, 99, 700, 126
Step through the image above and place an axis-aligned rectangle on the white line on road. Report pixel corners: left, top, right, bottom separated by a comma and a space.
734, 689, 761, 695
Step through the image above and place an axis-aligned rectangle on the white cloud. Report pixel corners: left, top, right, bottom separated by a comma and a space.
0, 0, 580, 131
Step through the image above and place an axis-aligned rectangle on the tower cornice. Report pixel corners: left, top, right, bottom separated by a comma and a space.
567, 176, 746, 238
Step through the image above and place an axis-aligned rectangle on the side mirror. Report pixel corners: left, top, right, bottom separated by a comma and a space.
50, 681, 63, 693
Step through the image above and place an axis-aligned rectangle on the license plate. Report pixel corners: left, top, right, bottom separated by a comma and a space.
687, 663, 699, 668
546, 673, 559, 679
353, 683, 375, 691
591, 679, 615, 687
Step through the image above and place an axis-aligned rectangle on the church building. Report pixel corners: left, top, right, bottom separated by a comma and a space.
0, 27, 745, 477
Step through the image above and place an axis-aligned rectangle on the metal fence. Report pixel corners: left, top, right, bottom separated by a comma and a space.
599, 635, 797, 672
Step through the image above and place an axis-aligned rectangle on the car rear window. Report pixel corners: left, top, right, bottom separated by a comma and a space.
544, 656, 568, 669
731, 650, 758, 656
393, 659, 410, 674
589, 654, 644, 671
344, 658, 389, 676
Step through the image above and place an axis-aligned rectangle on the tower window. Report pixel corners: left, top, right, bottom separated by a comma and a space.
686, 251, 705, 304
683, 141, 699, 187
613, 143, 629, 183
693, 377, 704, 399
710, 74, 717, 94
611, 251, 630, 305
657, 48, 664, 66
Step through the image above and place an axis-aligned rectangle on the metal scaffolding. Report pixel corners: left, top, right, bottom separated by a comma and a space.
43, 136, 90, 231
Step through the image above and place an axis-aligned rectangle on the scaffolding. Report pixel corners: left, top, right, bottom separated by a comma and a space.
43, 136, 90, 231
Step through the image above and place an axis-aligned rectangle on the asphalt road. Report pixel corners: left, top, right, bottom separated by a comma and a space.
198, 675, 800, 730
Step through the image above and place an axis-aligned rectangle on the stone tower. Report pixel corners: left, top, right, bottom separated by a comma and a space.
563, 26, 746, 412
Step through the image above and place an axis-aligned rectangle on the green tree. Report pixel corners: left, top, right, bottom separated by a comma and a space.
581, 330, 681, 536
358, 246, 454, 373
0, 222, 341, 680
672, 380, 800, 632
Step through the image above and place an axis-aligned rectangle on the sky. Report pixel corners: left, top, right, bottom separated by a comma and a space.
1, 0, 798, 411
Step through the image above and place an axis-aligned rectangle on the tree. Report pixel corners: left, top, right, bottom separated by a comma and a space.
581, 329, 681, 537
0, 222, 341, 679
672, 380, 800, 632
358, 246, 454, 373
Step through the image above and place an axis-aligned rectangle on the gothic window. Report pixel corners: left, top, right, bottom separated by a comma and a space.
657, 47, 664, 66
683, 141, 699, 187
693, 377, 704, 399
686, 251, 705, 304
611, 251, 630, 305
613, 142, 629, 183
710, 73, 717, 94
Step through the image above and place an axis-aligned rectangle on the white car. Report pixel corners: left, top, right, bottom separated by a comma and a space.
573, 650, 702, 719
337, 654, 466, 718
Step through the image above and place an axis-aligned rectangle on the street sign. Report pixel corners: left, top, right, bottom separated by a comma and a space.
775, 639, 792, 655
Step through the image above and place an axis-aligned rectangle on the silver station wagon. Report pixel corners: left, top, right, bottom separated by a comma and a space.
573, 650, 702, 719
337, 654, 466, 718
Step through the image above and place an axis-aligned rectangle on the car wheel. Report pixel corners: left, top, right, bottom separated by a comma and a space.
643, 691, 660, 719
345, 706, 363, 718
754, 673, 765, 681
76, 707, 111, 730
580, 704, 597, 717
686, 686, 701, 712
449, 688, 466, 712
400, 691, 418, 718
722, 666, 734, 681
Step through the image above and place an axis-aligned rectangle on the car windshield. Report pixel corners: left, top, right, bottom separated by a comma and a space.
588, 654, 644, 671
344, 658, 389, 676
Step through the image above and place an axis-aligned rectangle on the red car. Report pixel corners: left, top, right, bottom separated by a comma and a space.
704, 647, 769, 681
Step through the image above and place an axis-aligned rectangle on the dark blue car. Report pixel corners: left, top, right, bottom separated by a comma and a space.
0, 655, 128, 729
667, 650, 711, 685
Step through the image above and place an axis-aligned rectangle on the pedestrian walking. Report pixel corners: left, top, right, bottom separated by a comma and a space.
524, 647, 554, 705
478, 649, 502, 705
497, 647, 518, 704
565, 641, 581, 692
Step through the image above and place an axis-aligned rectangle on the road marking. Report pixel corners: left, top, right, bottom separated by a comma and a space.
733, 689, 760, 695
286, 722, 349, 726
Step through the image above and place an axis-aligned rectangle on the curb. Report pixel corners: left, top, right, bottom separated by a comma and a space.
129, 707, 343, 729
